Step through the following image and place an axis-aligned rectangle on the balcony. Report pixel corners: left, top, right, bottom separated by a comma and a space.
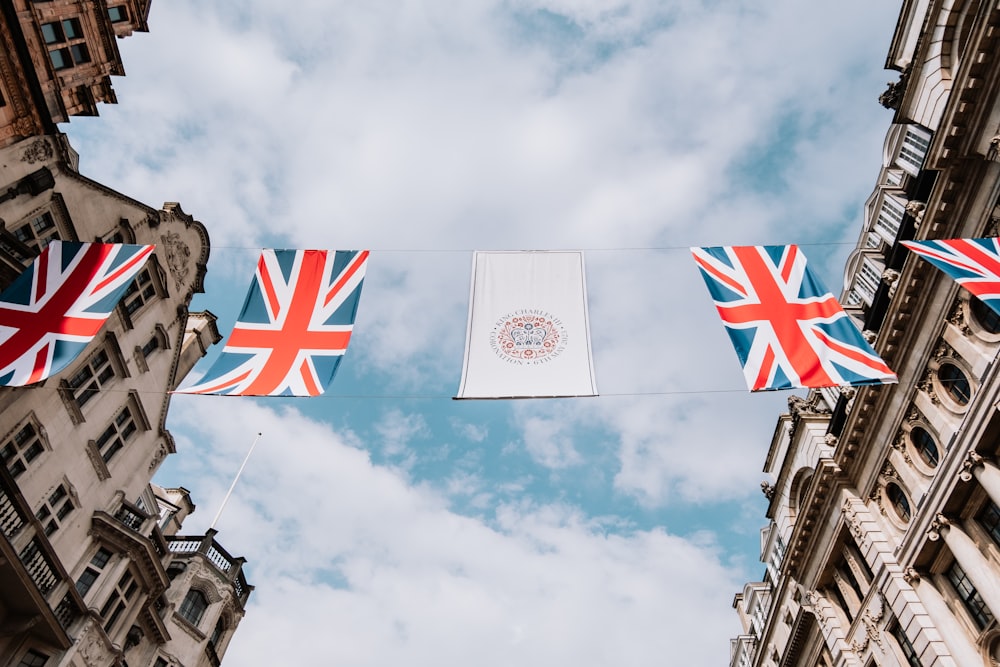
166, 529, 253, 606
0, 462, 86, 649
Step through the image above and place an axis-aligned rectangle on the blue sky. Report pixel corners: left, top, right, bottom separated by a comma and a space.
63, 1, 899, 664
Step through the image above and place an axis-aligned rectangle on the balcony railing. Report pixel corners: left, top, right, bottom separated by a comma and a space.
166, 530, 253, 605
0, 463, 86, 634
114, 501, 147, 531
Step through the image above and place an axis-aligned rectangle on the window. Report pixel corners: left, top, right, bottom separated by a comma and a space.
938, 363, 971, 405
1, 422, 45, 478
947, 560, 995, 630
40, 22, 63, 44
141, 335, 160, 358
977, 500, 1000, 548
897, 125, 931, 175
42, 18, 89, 71
179, 589, 208, 626
875, 195, 905, 240
108, 6, 128, 22
886, 483, 911, 522
16, 650, 48, 667
35, 483, 73, 537
75, 546, 113, 597
100, 569, 138, 633
66, 349, 115, 408
12, 212, 59, 249
209, 616, 226, 647
970, 296, 1000, 334
153, 659, 168, 667
122, 268, 157, 315
889, 621, 922, 667
95, 405, 137, 463
909, 427, 939, 468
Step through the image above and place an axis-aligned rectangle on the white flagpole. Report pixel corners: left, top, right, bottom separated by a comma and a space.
210, 432, 262, 530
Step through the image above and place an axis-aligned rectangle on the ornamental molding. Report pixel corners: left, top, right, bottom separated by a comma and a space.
160, 230, 191, 291
927, 514, 952, 541
851, 593, 886, 653
959, 449, 985, 482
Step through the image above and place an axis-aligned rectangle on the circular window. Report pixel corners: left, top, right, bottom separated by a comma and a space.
886, 483, 911, 522
909, 427, 939, 468
938, 363, 971, 405
970, 296, 1000, 334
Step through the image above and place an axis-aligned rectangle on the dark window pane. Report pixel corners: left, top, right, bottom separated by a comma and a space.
910, 427, 939, 467
938, 363, 971, 405
61, 18, 82, 39
40, 22, 63, 44
49, 48, 71, 70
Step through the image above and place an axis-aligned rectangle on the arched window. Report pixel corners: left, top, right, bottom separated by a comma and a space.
209, 616, 226, 647
938, 363, 971, 405
909, 427, 939, 467
179, 589, 208, 626
970, 296, 1000, 333
887, 483, 911, 522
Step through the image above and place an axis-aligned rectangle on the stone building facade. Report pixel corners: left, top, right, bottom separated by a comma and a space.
0, 0, 150, 148
0, 132, 251, 667
0, 2, 252, 666
730, 1, 1000, 666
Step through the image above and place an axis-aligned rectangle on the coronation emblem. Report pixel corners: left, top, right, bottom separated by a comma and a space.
491, 310, 567, 364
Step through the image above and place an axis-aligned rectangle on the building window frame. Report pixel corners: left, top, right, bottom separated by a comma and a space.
100, 567, 139, 633
964, 294, 1000, 340
75, 546, 113, 598
929, 357, 975, 412
15, 648, 49, 667
118, 259, 168, 327
0, 418, 47, 479
107, 6, 128, 23
178, 588, 209, 627
42, 17, 91, 72
34, 481, 75, 537
946, 560, 995, 631
906, 424, 940, 473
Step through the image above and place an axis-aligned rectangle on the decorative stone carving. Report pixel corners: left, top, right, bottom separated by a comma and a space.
959, 449, 985, 482
160, 231, 191, 290
842, 499, 865, 542
927, 513, 951, 541
905, 200, 926, 225
903, 567, 921, 584
761, 481, 775, 499
851, 593, 886, 653
891, 430, 913, 465
823, 433, 838, 449
21, 138, 52, 164
862, 329, 877, 344
878, 68, 909, 109
148, 443, 168, 471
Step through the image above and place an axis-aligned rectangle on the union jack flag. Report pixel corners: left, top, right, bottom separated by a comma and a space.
0, 240, 155, 386
177, 249, 369, 396
902, 238, 1000, 314
691, 245, 896, 391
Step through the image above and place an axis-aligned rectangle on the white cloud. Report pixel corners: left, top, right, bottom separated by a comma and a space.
168, 399, 744, 666
61, 0, 904, 663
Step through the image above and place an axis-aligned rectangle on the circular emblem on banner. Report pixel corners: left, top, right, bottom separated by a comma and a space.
490, 310, 568, 365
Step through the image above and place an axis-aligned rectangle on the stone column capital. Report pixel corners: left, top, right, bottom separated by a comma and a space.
927, 514, 952, 541
903, 567, 921, 584
959, 449, 986, 482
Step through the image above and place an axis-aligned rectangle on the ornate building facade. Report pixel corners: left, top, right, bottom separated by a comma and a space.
730, 1, 1000, 666
0, 3, 252, 667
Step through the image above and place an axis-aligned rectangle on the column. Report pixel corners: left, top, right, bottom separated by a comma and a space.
959, 450, 1000, 506
928, 514, 1000, 616
901, 568, 980, 667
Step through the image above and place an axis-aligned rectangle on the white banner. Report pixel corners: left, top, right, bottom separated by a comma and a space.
456, 251, 598, 399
